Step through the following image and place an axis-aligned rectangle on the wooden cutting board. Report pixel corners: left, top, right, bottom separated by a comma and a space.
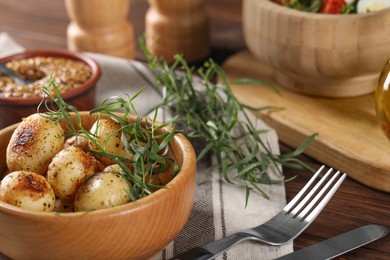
222, 51, 390, 193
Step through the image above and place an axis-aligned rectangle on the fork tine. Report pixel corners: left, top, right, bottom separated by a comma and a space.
289, 168, 334, 216
303, 172, 347, 222
284, 165, 326, 212
296, 170, 341, 219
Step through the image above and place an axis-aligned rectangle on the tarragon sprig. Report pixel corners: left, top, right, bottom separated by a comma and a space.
140, 39, 315, 204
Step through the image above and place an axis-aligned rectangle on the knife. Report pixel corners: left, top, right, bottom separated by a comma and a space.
276, 224, 388, 260
171, 224, 387, 260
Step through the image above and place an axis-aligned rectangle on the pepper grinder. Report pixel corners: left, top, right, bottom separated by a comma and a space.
145, 0, 210, 63
65, 0, 135, 59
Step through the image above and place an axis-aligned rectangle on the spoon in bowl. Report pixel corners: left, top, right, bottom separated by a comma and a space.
0, 61, 35, 85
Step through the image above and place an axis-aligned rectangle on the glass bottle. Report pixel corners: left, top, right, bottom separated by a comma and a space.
375, 60, 390, 139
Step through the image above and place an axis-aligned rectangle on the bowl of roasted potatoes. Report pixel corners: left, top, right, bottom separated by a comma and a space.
0, 101, 196, 259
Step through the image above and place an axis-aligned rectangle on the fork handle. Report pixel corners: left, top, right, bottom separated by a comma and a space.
171, 232, 249, 260
170, 247, 213, 260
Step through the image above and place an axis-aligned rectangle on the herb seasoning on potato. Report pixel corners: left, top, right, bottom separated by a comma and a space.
47, 146, 104, 202
6, 113, 65, 175
74, 171, 131, 211
0, 171, 55, 212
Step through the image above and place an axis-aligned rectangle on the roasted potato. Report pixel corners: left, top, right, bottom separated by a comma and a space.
6, 113, 65, 175
103, 164, 125, 174
64, 134, 88, 149
47, 146, 104, 202
0, 171, 55, 212
74, 171, 130, 211
147, 169, 175, 187
89, 118, 134, 166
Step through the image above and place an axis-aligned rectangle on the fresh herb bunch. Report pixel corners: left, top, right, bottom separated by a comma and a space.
38, 77, 178, 201
140, 41, 315, 203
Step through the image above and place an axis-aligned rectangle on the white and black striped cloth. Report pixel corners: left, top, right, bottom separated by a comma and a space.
0, 33, 293, 260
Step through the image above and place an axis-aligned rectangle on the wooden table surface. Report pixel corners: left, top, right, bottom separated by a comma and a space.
0, 0, 389, 259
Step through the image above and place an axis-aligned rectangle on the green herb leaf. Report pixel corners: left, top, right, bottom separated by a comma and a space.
141, 41, 315, 202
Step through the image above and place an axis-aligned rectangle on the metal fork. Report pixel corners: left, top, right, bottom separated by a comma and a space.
171, 166, 347, 260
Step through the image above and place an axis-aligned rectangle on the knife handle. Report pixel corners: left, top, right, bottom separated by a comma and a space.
277, 224, 388, 260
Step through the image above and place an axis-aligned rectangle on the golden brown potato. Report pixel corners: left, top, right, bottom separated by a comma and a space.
0, 171, 55, 212
148, 169, 175, 187
74, 171, 131, 211
47, 146, 104, 202
63, 134, 88, 149
89, 118, 134, 166
6, 113, 65, 175
103, 164, 125, 174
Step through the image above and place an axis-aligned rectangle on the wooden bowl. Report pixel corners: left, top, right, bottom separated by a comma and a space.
0, 112, 197, 259
0, 49, 101, 128
243, 0, 390, 98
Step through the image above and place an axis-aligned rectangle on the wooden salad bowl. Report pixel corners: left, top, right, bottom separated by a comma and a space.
243, 0, 390, 98
0, 49, 101, 129
0, 112, 197, 259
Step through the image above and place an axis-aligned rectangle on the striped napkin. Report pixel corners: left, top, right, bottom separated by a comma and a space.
0, 32, 293, 260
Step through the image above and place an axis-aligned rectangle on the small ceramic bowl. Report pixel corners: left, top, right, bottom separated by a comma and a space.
0, 112, 196, 259
243, 0, 390, 98
0, 49, 101, 128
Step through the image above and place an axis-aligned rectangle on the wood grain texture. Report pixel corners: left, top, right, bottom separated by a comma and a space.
145, 0, 210, 62
65, 0, 135, 59
0, 0, 389, 258
243, 0, 390, 97
223, 50, 390, 193
0, 112, 197, 259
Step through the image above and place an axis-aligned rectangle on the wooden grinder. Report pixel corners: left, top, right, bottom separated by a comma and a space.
65, 0, 135, 59
145, 0, 210, 63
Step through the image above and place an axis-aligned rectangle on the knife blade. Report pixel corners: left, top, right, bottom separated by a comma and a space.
276, 224, 388, 260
